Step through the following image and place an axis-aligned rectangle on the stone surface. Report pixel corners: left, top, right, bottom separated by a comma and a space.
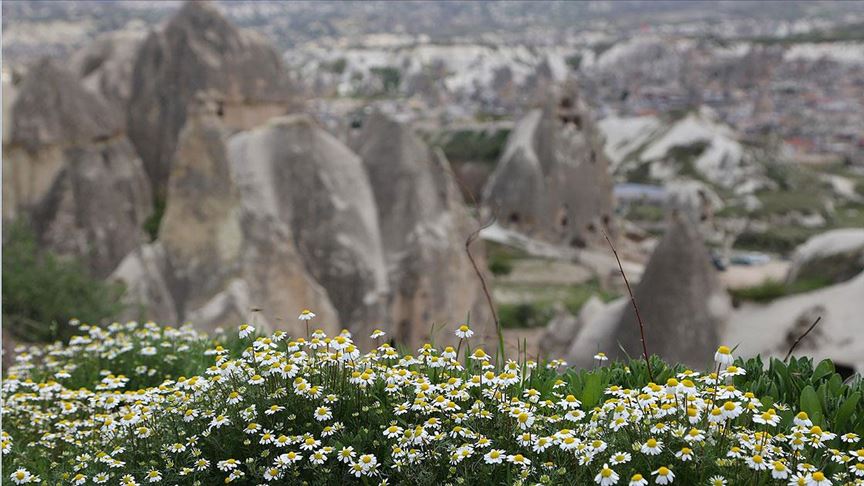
70, 31, 145, 112
612, 214, 730, 368
3, 58, 152, 277
355, 112, 494, 347
541, 297, 611, 362
110, 242, 179, 324
786, 228, 864, 286
483, 86, 615, 248
565, 215, 730, 369
126, 0, 293, 198
727, 271, 864, 372
150, 110, 341, 337
228, 114, 389, 346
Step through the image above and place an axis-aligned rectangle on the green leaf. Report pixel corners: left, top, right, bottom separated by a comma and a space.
800, 385, 823, 424
581, 373, 604, 409
812, 359, 835, 383
834, 392, 861, 431
828, 374, 844, 397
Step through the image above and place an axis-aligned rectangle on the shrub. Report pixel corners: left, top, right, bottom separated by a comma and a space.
498, 302, 555, 329
1, 223, 126, 343
488, 253, 514, 276
4, 319, 864, 484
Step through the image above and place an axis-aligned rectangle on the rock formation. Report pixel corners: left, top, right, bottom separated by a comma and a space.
115, 108, 341, 337
126, 0, 294, 198
612, 214, 729, 368
3, 58, 152, 277
727, 270, 864, 372
355, 112, 493, 347
482, 86, 615, 248
564, 214, 730, 369
228, 115, 390, 346
786, 229, 864, 286
70, 31, 145, 112
540, 296, 605, 361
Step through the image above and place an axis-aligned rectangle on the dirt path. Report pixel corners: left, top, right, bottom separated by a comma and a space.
720, 261, 790, 289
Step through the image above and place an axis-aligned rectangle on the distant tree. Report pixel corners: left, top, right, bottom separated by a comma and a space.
2, 222, 127, 342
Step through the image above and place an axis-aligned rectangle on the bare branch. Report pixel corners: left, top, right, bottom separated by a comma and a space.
784, 316, 822, 363
604, 233, 653, 382
466, 216, 503, 363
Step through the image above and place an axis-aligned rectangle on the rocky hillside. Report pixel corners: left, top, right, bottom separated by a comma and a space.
3, 1, 494, 349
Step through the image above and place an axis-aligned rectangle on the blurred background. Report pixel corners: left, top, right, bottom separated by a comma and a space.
2, 1, 863, 370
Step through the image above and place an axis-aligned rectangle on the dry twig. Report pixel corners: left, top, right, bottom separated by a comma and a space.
604, 233, 653, 382
784, 316, 822, 363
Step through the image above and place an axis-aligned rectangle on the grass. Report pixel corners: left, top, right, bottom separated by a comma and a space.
733, 226, 821, 254
497, 279, 618, 329
729, 276, 835, 303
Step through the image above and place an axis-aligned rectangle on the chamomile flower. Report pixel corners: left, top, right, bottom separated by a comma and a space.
714, 346, 734, 366
483, 449, 507, 464
10, 469, 33, 485
653, 466, 675, 485
508, 453, 531, 468
675, 448, 694, 462
314, 406, 332, 422
610, 451, 632, 465
298, 309, 316, 320
641, 438, 663, 455
595, 464, 619, 485
238, 324, 255, 339
455, 325, 474, 339
628, 474, 648, 486
808, 471, 832, 486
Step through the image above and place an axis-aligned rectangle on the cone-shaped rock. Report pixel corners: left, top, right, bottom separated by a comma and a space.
127, 0, 293, 198
122, 107, 340, 335
612, 214, 730, 368
483, 86, 614, 248
228, 115, 389, 346
71, 31, 145, 113
3, 58, 152, 276
355, 112, 493, 348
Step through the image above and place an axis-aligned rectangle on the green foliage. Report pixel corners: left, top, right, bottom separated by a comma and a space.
624, 204, 666, 222
562, 279, 618, 315
143, 196, 166, 242
4, 319, 864, 484
667, 142, 709, 182
498, 302, 555, 329
728, 276, 833, 303
734, 226, 819, 254
488, 254, 514, 276
564, 53, 582, 70
497, 279, 618, 329
1, 222, 126, 343
370, 66, 401, 93
433, 128, 510, 164
323, 57, 347, 74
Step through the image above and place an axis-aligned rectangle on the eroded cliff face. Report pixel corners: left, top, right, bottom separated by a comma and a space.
3, 58, 152, 277
227, 115, 389, 347
483, 87, 614, 248
114, 109, 342, 337
355, 112, 493, 348
126, 0, 294, 199
70, 30, 146, 114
